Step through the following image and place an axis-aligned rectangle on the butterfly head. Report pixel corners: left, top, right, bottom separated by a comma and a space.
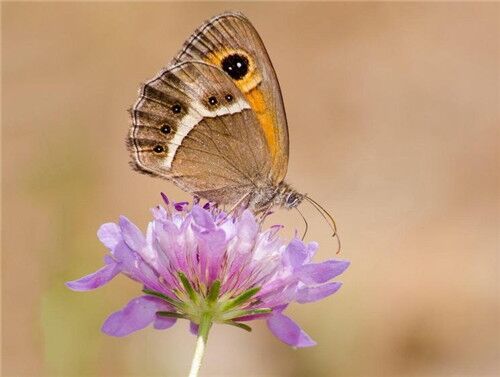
245, 182, 303, 213
283, 189, 304, 209
272, 182, 304, 210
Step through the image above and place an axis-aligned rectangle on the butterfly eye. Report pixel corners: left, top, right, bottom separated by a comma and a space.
171, 103, 182, 114
160, 124, 171, 134
153, 145, 165, 153
208, 96, 218, 106
286, 193, 299, 207
221, 54, 249, 80
225, 94, 233, 102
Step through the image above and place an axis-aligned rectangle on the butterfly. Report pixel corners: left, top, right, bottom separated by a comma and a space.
128, 11, 337, 237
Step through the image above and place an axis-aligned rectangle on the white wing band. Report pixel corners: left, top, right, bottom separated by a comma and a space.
163, 98, 251, 168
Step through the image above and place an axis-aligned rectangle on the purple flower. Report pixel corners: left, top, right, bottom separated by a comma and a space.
66, 196, 349, 348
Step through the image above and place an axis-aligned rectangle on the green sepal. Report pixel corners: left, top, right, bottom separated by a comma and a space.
142, 289, 184, 309
156, 311, 187, 319
224, 321, 252, 332
207, 280, 221, 303
221, 286, 260, 311
178, 272, 198, 303
222, 307, 272, 321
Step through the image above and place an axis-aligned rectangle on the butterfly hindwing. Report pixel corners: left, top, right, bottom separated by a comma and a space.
129, 61, 273, 205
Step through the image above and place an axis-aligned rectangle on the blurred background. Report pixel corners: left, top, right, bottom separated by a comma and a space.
3, 2, 499, 376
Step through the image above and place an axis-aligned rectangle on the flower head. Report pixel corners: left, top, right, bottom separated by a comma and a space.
66, 195, 349, 347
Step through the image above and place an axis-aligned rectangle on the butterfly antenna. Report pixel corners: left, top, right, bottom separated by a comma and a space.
295, 206, 309, 240
304, 196, 342, 254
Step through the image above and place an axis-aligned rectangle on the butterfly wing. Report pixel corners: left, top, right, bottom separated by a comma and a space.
172, 12, 289, 184
129, 61, 273, 205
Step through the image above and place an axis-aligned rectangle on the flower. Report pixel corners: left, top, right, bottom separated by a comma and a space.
66, 195, 349, 348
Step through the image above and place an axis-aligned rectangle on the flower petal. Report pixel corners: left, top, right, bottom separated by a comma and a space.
174, 201, 189, 211
191, 205, 216, 231
296, 260, 350, 284
119, 216, 146, 251
189, 321, 199, 336
141, 222, 160, 266
194, 226, 227, 284
296, 282, 342, 303
160, 192, 170, 205
111, 240, 136, 266
65, 262, 120, 291
102, 296, 171, 337
110, 241, 161, 292
237, 210, 259, 241
267, 312, 316, 348
97, 223, 122, 250
151, 205, 168, 222
283, 238, 309, 267
153, 315, 177, 330
306, 241, 319, 258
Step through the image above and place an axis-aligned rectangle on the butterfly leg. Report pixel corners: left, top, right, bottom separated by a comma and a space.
215, 192, 251, 226
226, 192, 251, 215
257, 202, 275, 226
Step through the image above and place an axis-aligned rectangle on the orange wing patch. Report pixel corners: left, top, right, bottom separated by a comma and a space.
204, 50, 279, 165
245, 87, 278, 159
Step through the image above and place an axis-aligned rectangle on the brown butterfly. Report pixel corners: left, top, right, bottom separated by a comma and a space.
128, 11, 337, 238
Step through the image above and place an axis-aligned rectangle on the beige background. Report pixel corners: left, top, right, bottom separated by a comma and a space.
3, 2, 499, 376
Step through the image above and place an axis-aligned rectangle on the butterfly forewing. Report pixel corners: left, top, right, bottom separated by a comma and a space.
172, 12, 289, 184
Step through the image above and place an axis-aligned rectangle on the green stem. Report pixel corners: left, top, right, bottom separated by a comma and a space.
188, 313, 212, 377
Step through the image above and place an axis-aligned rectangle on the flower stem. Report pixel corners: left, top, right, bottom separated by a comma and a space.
188, 313, 212, 377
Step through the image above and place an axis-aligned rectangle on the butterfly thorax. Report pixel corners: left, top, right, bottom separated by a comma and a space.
248, 181, 304, 213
